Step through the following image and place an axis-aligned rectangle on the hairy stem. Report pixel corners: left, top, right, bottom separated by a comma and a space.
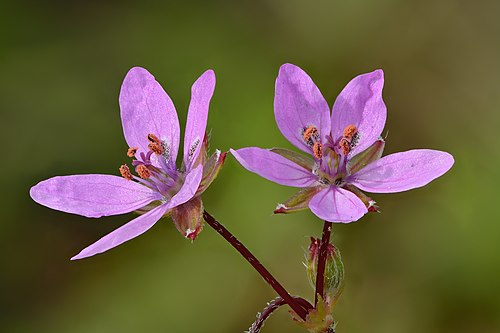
203, 210, 309, 320
314, 221, 332, 306
248, 296, 313, 333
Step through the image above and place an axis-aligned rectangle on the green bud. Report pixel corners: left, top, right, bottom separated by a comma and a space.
306, 237, 344, 302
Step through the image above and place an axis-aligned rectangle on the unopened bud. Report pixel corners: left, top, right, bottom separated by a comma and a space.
306, 237, 344, 301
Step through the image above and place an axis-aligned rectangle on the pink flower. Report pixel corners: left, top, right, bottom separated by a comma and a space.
231, 64, 454, 223
30, 67, 225, 259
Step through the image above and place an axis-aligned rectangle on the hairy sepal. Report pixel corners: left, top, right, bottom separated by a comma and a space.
274, 186, 323, 214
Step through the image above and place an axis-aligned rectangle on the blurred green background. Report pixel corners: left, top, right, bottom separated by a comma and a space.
1, 0, 499, 332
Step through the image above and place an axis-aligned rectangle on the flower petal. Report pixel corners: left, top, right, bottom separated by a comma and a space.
230, 147, 317, 187
183, 70, 216, 171
119, 67, 180, 165
30, 175, 161, 218
331, 70, 386, 156
309, 187, 368, 223
71, 204, 169, 260
349, 149, 454, 193
274, 64, 331, 154
164, 164, 203, 209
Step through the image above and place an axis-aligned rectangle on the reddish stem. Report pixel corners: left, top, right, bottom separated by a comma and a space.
248, 296, 313, 333
203, 210, 309, 320
314, 221, 332, 306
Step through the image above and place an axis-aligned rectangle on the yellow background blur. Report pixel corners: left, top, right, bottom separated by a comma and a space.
1, 1, 499, 332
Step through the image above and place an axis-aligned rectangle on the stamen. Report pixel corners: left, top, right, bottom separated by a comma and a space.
302, 125, 319, 146
340, 138, 350, 155
127, 147, 138, 158
119, 164, 133, 180
148, 142, 164, 155
313, 142, 323, 159
136, 164, 151, 179
147, 133, 161, 144
343, 125, 357, 140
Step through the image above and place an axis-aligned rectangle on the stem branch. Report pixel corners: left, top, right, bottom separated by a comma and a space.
203, 210, 309, 320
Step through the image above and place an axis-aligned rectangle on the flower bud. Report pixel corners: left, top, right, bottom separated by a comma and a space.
171, 196, 204, 240
306, 237, 344, 302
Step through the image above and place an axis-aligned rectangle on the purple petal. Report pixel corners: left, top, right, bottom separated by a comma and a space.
274, 63, 331, 154
309, 186, 368, 223
183, 70, 216, 171
119, 67, 180, 165
164, 164, 203, 209
230, 147, 317, 187
30, 175, 161, 218
349, 149, 454, 193
71, 204, 168, 260
331, 70, 386, 156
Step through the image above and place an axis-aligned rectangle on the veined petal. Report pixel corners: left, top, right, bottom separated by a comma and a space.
230, 147, 317, 187
309, 187, 368, 223
274, 63, 331, 154
331, 70, 386, 156
71, 204, 169, 260
164, 164, 203, 209
119, 67, 180, 165
349, 149, 454, 193
30, 175, 161, 218
184, 70, 216, 171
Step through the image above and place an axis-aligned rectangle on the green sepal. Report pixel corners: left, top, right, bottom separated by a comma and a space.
171, 196, 204, 240
291, 295, 336, 333
343, 184, 379, 212
347, 138, 385, 175
196, 150, 227, 195
270, 148, 315, 171
274, 186, 324, 214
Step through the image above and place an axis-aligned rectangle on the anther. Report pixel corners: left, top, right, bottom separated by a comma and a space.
136, 164, 151, 179
313, 142, 323, 159
127, 147, 138, 158
148, 142, 164, 155
303, 126, 319, 146
119, 164, 133, 180
340, 138, 351, 155
343, 125, 357, 140
147, 133, 161, 144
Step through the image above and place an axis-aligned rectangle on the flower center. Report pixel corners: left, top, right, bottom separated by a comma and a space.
118, 133, 180, 198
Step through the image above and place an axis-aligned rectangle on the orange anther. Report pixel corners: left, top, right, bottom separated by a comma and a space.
119, 164, 133, 180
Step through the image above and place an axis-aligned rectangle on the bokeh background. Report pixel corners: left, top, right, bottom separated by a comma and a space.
1, 0, 499, 332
